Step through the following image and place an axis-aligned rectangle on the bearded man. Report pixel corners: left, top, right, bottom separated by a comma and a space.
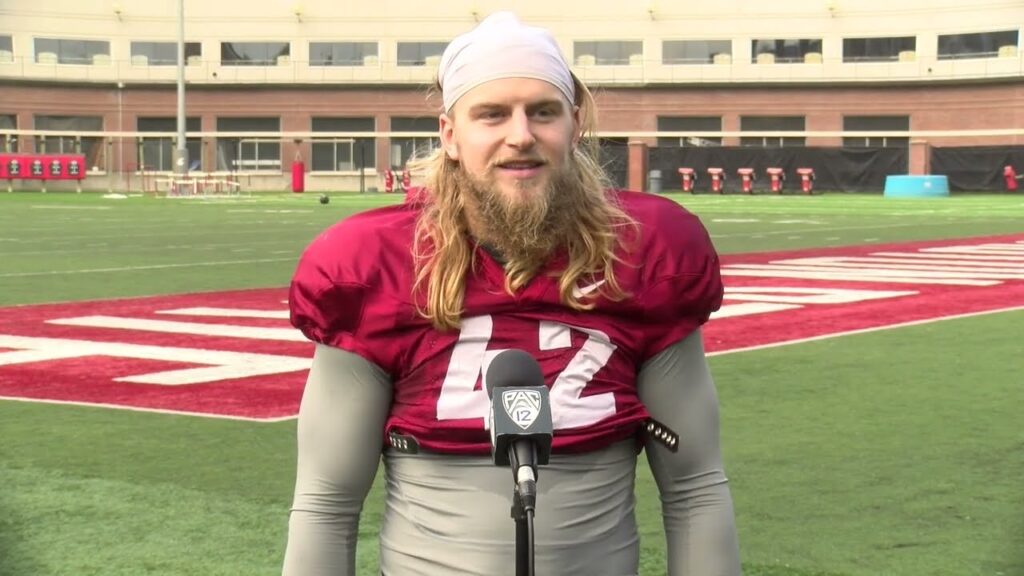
282, 12, 741, 576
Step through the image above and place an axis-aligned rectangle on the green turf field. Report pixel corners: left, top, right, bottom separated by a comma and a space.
1, 191, 1022, 576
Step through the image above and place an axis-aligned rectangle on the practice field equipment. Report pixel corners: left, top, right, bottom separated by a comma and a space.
797, 167, 816, 194
707, 167, 726, 194
737, 167, 756, 194
1, 153, 86, 193
678, 167, 697, 193
1004, 165, 1022, 191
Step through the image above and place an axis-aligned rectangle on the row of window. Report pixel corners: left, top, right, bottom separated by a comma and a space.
0, 115, 440, 171
0, 30, 1018, 67
0, 38, 440, 67
656, 115, 910, 148
2, 113, 914, 172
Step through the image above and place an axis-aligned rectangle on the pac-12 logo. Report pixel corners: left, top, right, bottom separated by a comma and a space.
502, 389, 541, 430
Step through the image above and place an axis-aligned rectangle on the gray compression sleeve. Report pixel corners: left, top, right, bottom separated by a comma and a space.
281, 344, 393, 576
638, 329, 743, 576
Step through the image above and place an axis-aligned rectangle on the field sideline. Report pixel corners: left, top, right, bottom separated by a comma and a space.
1, 191, 1023, 576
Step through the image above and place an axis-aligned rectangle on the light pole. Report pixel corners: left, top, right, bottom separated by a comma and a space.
174, 0, 188, 180
117, 81, 124, 191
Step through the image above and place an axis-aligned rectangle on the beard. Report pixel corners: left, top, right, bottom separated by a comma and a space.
456, 158, 585, 267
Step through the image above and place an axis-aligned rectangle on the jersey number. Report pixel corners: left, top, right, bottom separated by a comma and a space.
436, 315, 617, 429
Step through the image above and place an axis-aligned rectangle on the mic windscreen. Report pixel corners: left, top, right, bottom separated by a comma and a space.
485, 349, 545, 398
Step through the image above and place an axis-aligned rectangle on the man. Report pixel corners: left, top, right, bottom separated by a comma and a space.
283, 11, 741, 576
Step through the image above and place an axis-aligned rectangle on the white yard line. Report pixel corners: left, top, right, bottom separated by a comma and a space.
0, 396, 296, 422
29, 205, 112, 210
0, 257, 296, 278
712, 221, 972, 239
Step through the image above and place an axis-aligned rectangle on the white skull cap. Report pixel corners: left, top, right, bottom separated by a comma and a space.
438, 12, 575, 112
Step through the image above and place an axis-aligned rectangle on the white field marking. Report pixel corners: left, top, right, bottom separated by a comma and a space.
773, 257, 1024, 274
0, 396, 296, 423
6, 249, 1021, 421
156, 307, 290, 320
0, 334, 310, 385
871, 251, 1024, 262
712, 221, 975, 239
8, 305, 1024, 423
711, 302, 801, 319
826, 237, 841, 240
46, 316, 306, 342
773, 220, 823, 224
863, 238, 880, 242
721, 268, 995, 286
16, 227, 314, 244
0, 257, 295, 278
711, 218, 761, 223
226, 209, 313, 214
923, 244, 1024, 255
5, 238, 307, 258
725, 263, 1022, 281
707, 305, 1024, 358
723, 286, 917, 305
787, 236, 802, 240
757, 261, 1024, 278
821, 256, 1024, 268
29, 205, 112, 210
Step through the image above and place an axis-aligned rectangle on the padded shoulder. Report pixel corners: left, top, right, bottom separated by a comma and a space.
288, 203, 419, 368
616, 191, 724, 359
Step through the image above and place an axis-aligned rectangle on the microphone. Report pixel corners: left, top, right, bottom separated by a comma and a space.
485, 349, 553, 512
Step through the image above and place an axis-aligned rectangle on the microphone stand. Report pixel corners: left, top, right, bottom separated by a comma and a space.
511, 491, 533, 576
509, 444, 536, 576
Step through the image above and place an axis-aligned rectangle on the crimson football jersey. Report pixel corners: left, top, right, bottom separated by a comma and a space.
289, 190, 722, 455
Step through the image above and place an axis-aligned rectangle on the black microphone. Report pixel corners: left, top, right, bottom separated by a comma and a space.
485, 349, 553, 512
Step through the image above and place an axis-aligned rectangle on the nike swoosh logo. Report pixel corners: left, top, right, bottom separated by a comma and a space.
572, 279, 606, 299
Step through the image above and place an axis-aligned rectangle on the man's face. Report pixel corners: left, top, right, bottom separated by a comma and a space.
439, 77, 580, 210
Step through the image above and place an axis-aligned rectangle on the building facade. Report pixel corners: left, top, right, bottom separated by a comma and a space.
1, 0, 1022, 191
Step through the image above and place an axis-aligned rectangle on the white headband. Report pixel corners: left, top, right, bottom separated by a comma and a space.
438, 12, 575, 112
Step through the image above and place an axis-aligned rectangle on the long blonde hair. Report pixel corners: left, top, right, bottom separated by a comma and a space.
411, 73, 636, 330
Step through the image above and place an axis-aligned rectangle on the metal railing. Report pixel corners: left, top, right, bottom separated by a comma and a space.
0, 52, 1021, 86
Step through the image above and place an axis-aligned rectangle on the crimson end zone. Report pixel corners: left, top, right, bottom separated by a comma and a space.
1, 234, 1022, 421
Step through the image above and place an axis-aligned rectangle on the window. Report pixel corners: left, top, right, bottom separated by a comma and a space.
220, 42, 290, 66
656, 117, 722, 147
397, 42, 447, 66
390, 117, 439, 168
938, 30, 1019, 60
34, 115, 104, 168
842, 116, 909, 148
843, 37, 915, 63
574, 41, 643, 65
740, 116, 805, 147
662, 40, 731, 65
751, 39, 822, 63
137, 117, 202, 171
310, 42, 378, 66
215, 117, 280, 171
1, 115, 15, 152
0, 35, 12, 59
34, 38, 110, 65
130, 41, 201, 66
311, 117, 376, 171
